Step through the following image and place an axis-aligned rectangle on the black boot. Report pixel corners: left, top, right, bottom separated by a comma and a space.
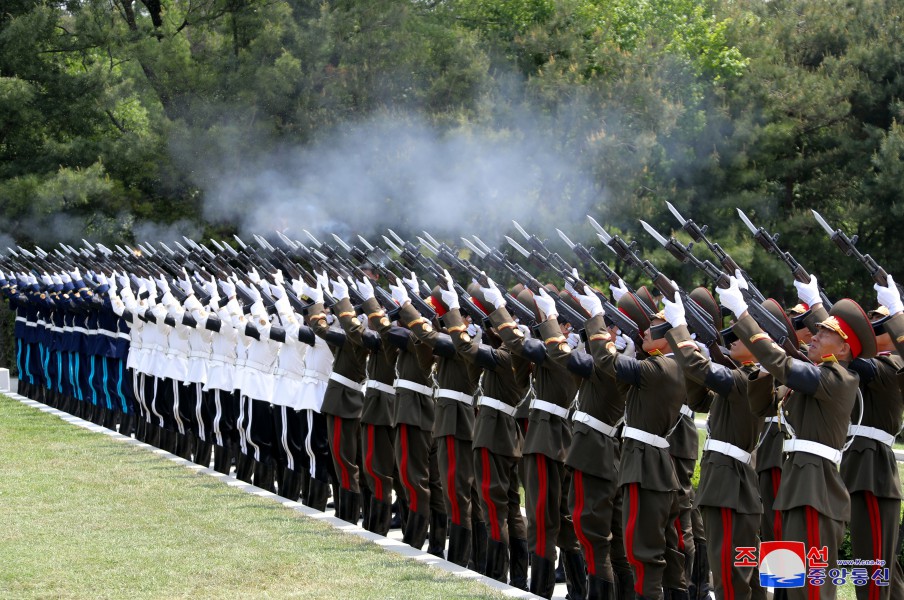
389, 499, 403, 529
484, 539, 509, 582
446, 523, 472, 567
360, 487, 372, 530
337, 489, 362, 525
529, 553, 557, 599
615, 569, 636, 600
402, 510, 429, 550
193, 437, 213, 468
668, 589, 690, 600
102, 406, 116, 429
305, 477, 331, 511
253, 461, 276, 493
279, 469, 304, 501
426, 511, 448, 558
589, 575, 617, 600
509, 537, 529, 590
691, 541, 712, 600
235, 453, 255, 483
556, 552, 567, 583
368, 497, 393, 536
160, 429, 179, 454
564, 550, 588, 600
470, 520, 488, 573
213, 444, 233, 475
176, 432, 194, 460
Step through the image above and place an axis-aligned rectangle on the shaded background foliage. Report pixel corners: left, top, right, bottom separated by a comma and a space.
1, 0, 903, 310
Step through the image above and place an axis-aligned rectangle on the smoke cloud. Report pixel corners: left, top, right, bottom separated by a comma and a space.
188, 112, 604, 246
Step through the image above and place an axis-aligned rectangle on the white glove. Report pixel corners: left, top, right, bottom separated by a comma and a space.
696, 341, 711, 359
70, 267, 81, 281
402, 271, 419, 294
51, 274, 63, 287
94, 272, 108, 287
155, 274, 170, 293
41, 273, 52, 286
534, 288, 557, 320
61, 272, 72, 284
735, 269, 749, 290
270, 282, 285, 300
611, 278, 629, 303
354, 277, 375, 301
301, 279, 324, 304
875, 274, 904, 315
480, 277, 506, 309
238, 281, 262, 304
440, 270, 460, 310
717, 275, 749, 320
247, 267, 261, 284
178, 269, 193, 297
203, 276, 220, 304
315, 271, 329, 293
219, 278, 236, 299
793, 274, 821, 307
621, 335, 636, 358
331, 278, 349, 301
290, 278, 305, 298
662, 287, 686, 328
574, 285, 604, 318
389, 277, 410, 306
145, 278, 157, 297
614, 333, 628, 351
272, 270, 285, 286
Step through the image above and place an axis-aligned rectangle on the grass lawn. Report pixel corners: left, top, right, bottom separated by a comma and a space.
0, 394, 506, 600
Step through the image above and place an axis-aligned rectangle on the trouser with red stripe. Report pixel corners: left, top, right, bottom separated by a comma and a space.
610, 485, 633, 578
524, 453, 580, 561
326, 414, 361, 493
758, 468, 783, 541
849, 492, 904, 600
673, 456, 697, 585
360, 422, 395, 504
701, 506, 762, 600
395, 423, 433, 518
782, 506, 844, 600
475, 447, 520, 546
569, 469, 619, 582
438, 434, 475, 528
622, 483, 685, 600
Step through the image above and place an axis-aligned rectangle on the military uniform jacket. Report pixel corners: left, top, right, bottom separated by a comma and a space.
445, 308, 529, 458
733, 313, 859, 521
309, 299, 368, 419
344, 297, 396, 427
546, 314, 625, 481
591, 327, 684, 492
489, 306, 578, 462
667, 324, 772, 513
755, 384, 789, 473
839, 310, 904, 500
399, 303, 479, 441
371, 306, 435, 431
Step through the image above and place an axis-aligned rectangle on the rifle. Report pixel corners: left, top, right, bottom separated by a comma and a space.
507, 221, 644, 345
327, 233, 410, 318
637, 220, 810, 364
664, 202, 767, 303
811, 210, 904, 296
586, 218, 724, 357
737, 209, 833, 309
555, 229, 639, 294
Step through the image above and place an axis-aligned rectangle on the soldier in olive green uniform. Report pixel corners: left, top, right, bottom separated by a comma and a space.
572, 282, 688, 600
374, 278, 442, 550
546, 288, 639, 600
720, 274, 876, 600
662, 290, 774, 600
478, 280, 582, 599
307, 278, 370, 524
335, 277, 399, 535
396, 278, 481, 567
443, 281, 531, 586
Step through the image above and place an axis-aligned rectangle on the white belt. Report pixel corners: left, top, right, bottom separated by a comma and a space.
98, 327, 131, 340
303, 368, 330, 382
394, 379, 433, 396
367, 380, 396, 396
15, 316, 25, 323
622, 426, 670, 448
478, 396, 517, 417
25, 322, 37, 328
704, 438, 752, 464
847, 425, 896, 448
783, 438, 842, 465
50, 326, 63, 333
680, 405, 694, 418
72, 326, 89, 335
436, 388, 474, 405
188, 350, 210, 360
329, 371, 366, 392
244, 358, 274, 372
529, 399, 569, 419
764, 416, 781, 424
573, 411, 619, 437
